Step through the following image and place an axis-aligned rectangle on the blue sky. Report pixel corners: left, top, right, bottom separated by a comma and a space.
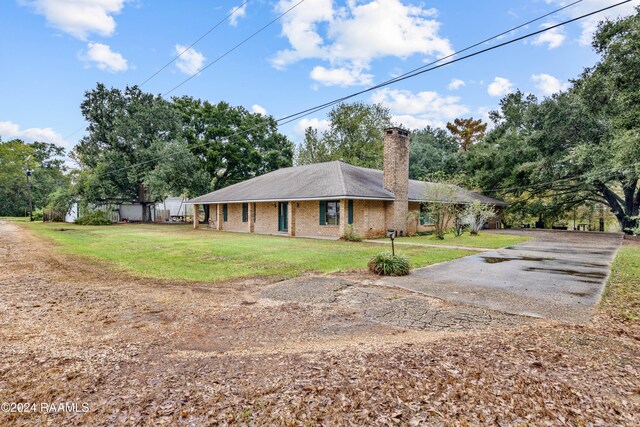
1, 0, 638, 154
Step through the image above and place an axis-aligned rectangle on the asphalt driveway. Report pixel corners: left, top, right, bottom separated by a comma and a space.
379, 230, 623, 323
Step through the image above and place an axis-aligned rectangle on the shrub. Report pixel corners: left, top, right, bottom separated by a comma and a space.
343, 224, 362, 242
462, 200, 496, 236
368, 251, 411, 276
75, 210, 112, 225
29, 208, 43, 221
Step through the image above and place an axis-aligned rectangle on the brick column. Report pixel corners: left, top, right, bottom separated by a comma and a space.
216, 204, 223, 230
339, 198, 347, 237
287, 202, 295, 237
193, 204, 199, 229
248, 203, 255, 233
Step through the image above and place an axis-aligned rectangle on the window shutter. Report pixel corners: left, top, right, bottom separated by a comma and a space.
319, 201, 326, 225
223, 204, 228, 222
253, 203, 256, 222
348, 200, 353, 225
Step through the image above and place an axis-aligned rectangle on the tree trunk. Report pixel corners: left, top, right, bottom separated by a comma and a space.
597, 181, 639, 234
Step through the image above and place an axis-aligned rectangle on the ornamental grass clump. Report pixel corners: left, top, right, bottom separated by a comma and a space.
368, 251, 411, 276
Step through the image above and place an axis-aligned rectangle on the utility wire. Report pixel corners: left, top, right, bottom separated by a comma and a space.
62, 0, 252, 140
278, 0, 629, 125
139, 0, 250, 88
162, 0, 307, 96
87, 0, 631, 179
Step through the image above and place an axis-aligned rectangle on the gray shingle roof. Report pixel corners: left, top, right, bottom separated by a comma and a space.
188, 161, 507, 206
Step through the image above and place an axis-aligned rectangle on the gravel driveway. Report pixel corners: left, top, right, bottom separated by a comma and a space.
379, 230, 623, 323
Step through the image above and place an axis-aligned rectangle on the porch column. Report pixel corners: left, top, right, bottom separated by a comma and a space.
216, 204, 223, 230
193, 204, 199, 229
339, 198, 347, 237
288, 201, 296, 237
208, 204, 215, 228
248, 202, 255, 233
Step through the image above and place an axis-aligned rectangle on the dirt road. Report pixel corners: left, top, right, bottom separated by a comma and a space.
0, 221, 638, 425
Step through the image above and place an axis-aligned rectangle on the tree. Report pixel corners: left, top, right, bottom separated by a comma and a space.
409, 126, 460, 180
422, 183, 463, 239
461, 200, 496, 235
466, 9, 640, 233
295, 102, 393, 168
0, 138, 68, 217
446, 117, 487, 152
296, 127, 330, 165
74, 84, 210, 217
174, 97, 294, 190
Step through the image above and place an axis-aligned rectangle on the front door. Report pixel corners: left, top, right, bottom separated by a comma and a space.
278, 202, 288, 232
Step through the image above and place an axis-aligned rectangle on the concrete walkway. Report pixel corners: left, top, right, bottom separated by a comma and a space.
378, 230, 623, 323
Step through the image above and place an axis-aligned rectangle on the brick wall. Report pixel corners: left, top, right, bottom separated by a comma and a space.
254, 202, 279, 234
294, 200, 341, 238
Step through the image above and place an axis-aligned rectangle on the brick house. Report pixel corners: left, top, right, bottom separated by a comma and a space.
187, 127, 507, 238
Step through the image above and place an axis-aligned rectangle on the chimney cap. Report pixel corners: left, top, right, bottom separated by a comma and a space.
383, 126, 410, 137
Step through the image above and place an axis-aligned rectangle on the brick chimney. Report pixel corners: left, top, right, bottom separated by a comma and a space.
383, 127, 410, 235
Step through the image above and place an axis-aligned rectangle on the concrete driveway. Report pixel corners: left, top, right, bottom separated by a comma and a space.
379, 230, 622, 323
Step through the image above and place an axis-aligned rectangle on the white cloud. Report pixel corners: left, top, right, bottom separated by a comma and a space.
532, 23, 566, 49
19, 0, 125, 39
543, 0, 640, 45
371, 88, 469, 129
309, 65, 373, 87
487, 77, 513, 97
448, 78, 465, 90
272, 0, 452, 86
175, 44, 206, 75
252, 104, 267, 115
0, 121, 69, 149
80, 42, 128, 72
294, 117, 331, 137
531, 73, 569, 96
229, 2, 247, 27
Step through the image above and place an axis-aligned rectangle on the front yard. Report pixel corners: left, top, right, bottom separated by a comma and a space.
24, 222, 476, 282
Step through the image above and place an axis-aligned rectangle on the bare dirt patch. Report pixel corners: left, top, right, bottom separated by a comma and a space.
0, 221, 638, 425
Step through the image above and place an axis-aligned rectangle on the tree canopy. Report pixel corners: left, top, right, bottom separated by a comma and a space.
74, 84, 293, 209
0, 138, 68, 216
296, 102, 393, 168
174, 97, 293, 190
466, 8, 640, 232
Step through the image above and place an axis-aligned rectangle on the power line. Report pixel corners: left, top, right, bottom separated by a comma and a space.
62, 1, 252, 141
88, 0, 631, 179
278, 0, 628, 126
139, 0, 250, 88
162, 0, 307, 96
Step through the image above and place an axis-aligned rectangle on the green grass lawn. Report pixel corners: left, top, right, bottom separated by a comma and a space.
602, 243, 640, 321
0, 216, 29, 222
22, 222, 476, 283
378, 232, 531, 249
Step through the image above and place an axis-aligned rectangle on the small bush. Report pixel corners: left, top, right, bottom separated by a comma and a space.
368, 251, 411, 276
343, 224, 362, 242
31, 208, 43, 221
75, 210, 112, 225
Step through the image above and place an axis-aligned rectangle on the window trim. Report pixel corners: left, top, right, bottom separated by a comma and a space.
419, 204, 434, 225
241, 203, 248, 223
320, 200, 340, 226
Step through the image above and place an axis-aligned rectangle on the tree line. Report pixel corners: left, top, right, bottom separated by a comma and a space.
2, 9, 637, 233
